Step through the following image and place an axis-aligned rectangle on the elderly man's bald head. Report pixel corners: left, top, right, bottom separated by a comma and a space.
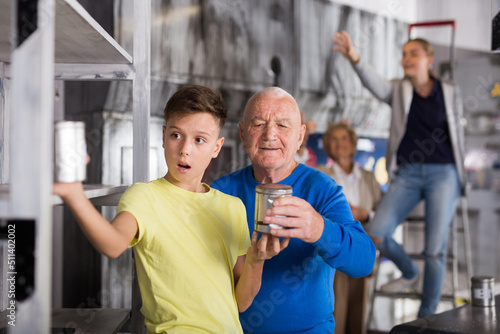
244, 87, 300, 121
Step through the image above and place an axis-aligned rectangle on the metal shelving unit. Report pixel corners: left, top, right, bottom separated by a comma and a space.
0, 0, 150, 333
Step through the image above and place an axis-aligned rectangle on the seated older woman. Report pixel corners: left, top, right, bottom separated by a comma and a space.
317, 121, 383, 334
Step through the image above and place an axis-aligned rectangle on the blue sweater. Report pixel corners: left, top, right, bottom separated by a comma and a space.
211, 164, 376, 333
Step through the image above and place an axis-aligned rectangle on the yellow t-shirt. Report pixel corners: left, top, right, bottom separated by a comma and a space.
117, 178, 250, 334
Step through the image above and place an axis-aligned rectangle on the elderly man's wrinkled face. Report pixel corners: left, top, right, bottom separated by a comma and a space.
240, 94, 304, 173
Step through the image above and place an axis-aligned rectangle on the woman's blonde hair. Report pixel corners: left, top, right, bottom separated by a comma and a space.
405, 38, 438, 78
322, 121, 358, 160
407, 38, 434, 57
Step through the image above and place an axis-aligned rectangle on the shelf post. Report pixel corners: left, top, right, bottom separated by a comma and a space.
0, 62, 9, 184
132, 0, 151, 184
131, 0, 151, 333
9, 0, 55, 333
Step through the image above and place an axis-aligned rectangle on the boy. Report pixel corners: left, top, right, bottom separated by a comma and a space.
53, 85, 288, 333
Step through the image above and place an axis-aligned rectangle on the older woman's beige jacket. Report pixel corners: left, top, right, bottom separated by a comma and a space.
316, 164, 383, 223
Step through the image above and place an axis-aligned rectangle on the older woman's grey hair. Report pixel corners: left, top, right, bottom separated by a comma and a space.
322, 121, 358, 159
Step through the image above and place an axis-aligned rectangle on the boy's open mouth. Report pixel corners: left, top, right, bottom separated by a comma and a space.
178, 163, 191, 170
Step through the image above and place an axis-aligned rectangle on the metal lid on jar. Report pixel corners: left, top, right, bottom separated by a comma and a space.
255, 184, 293, 195
471, 276, 495, 283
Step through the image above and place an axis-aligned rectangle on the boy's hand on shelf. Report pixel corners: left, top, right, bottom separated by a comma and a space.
52, 182, 85, 202
52, 154, 89, 202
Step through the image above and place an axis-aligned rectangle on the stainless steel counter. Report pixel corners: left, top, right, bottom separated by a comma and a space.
389, 295, 498, 334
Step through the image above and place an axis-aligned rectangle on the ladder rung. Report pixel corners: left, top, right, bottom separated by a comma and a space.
403, 220, 467, 234
405, 217, 425, 222
406, 254, 455, 262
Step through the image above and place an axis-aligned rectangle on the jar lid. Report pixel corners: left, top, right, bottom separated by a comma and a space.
471, 276, 495, 283
256, 184, 293, 195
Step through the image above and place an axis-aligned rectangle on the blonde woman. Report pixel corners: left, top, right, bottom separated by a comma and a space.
332, 31, 466, 318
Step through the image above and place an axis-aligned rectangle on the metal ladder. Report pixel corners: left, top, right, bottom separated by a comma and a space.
366, 197, 473, 330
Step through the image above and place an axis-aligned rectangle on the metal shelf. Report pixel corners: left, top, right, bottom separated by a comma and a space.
0, 184, 128, 210
0, 0, 132, 64
0, 308, 131, 333
79, 184, 129, 206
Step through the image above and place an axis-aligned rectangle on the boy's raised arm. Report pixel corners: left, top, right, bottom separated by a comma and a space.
53, 182, 138, 258
233, 232, 289, 312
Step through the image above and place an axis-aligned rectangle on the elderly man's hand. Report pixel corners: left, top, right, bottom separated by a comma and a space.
264, 196, 324, 243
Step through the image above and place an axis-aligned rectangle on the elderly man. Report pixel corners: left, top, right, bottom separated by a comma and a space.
211, 87, 376, 333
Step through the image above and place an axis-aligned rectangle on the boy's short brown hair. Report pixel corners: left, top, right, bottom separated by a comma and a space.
163, 85, 227, 129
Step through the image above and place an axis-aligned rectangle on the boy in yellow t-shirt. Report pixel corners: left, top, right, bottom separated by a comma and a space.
53, 85, 289, 333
